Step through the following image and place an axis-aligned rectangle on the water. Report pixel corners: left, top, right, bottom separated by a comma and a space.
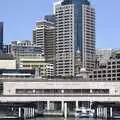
28, 117, 108, 120
0, 116, 116, 120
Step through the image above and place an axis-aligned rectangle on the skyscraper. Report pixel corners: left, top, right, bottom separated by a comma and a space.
53, 0, 63, 14
0, 22, 3, 51
55, 0, 96, 77
33, 20, 56, 65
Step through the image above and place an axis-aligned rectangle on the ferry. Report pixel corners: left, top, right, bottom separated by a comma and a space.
75, 107, 95, 118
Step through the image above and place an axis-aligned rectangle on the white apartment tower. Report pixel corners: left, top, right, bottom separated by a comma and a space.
33, 20, 56, 65
55, 0, 96, 77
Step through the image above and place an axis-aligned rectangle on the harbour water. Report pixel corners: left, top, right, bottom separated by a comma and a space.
25, 117, 109, 120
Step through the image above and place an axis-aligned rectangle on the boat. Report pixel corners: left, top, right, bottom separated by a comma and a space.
75, 107, 95, 118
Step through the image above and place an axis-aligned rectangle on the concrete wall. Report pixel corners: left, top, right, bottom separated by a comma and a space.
0, 60, 16, 69
3, 81, 120, 96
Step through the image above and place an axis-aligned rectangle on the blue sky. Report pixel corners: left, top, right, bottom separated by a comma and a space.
0, 0, 120, 48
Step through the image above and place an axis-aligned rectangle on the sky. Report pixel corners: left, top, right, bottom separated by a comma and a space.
0, 0, 120, 48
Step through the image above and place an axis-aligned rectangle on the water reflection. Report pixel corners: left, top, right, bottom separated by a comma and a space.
29, 117, 107, 120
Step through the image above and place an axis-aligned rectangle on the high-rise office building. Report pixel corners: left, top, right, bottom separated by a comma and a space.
53, 0, 63, 14
55, 0, 96, 77
0, 22, 3, 51
33, 20, 56, 65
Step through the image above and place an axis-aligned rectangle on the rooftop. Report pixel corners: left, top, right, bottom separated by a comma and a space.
0, 77, 120, 83
62, 0, 90, 5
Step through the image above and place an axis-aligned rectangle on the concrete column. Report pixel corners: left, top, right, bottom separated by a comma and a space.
76, 101, 79, 109
33, 107, 35, 117
47, 101, 50, 111
30, 108, 32, 118
30, 108, 33, 118
64, 102, 67, 119
97, 108, 99, 117
26, 108, 29, 118
28, 108, 30, 118
61, 101, 64, 112
106, 107, 108, 118
105, 107, 108, 118
103, 108, 105, 118
100, 107, 102, 117
101, 107, 104, 118
110, 107, 113, 118
25, 108, 29, 118
18, 107, 21, 118
97, 107, 100, 117
99, 108, 101, 117
99, 108, 100, 117
24, 108, 26, 119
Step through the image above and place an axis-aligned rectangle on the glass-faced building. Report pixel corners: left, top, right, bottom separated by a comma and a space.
44, 15, 56, 23
0, 22, 3, 51
61, 0, 90, 5
55, 0, 96, 77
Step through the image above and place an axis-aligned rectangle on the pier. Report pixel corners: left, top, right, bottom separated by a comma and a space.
0, 78, 120, 119
0, 101, 120, 119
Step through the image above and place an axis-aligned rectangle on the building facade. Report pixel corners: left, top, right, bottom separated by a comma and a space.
3, 44, 11, 54
33, 20, 56, 65
19, 58, 54, 77
4, 40, 43, 70
0, 22, 3, 51
9, 40, 42, 67
5, 40, 54, 77
53, 0, 63, 14
89, 50, 120, 81
0, 60, 16, 69
0, 53, 16, 69
55, 0, 96, 77
96, 48, 112, 65
11, 40, 32, 46
3, 80, 119, 96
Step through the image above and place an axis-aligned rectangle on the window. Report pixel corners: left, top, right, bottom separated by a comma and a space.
92, 89, 109, 94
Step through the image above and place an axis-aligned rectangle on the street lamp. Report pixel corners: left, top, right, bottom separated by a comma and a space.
61, 89, 64, 95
